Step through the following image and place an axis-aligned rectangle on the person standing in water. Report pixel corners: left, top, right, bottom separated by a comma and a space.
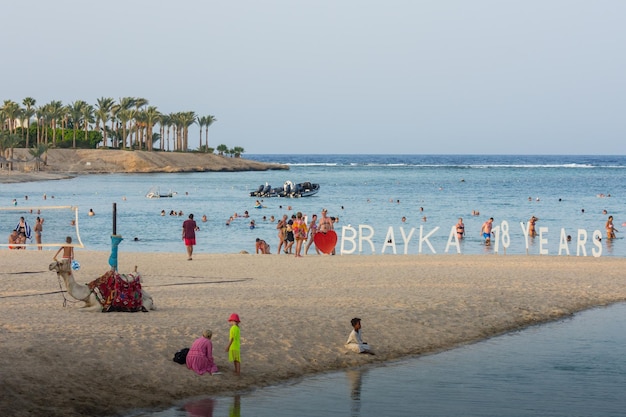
481, 217, 494, 246
606, 215, 618, 239
34, 217, 44, 250
529, 216, 539, 237
455, 217, 465, 240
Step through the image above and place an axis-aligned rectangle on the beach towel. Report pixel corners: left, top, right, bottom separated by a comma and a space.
14, 221, 32, 240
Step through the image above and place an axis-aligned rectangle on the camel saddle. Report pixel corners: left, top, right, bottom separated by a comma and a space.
88, 270, 144, 312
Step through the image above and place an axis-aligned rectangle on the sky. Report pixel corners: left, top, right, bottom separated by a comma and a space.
3, 0, 625, 155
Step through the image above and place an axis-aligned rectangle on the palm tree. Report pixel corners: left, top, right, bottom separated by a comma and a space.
179, 111, 196, 151
113, 97, 135, 149
158, 114, 171, 151
35, 106, 45, 145
0, 132, 9, 170
170, 112, 185, 151
1, 100, 21, 133
45, 100, 64, 146
142, 106, 161, 151
82, 104, 95, 147
95, 97, 114, 148
68, 100, 87, 148
197, 116, 206, 150
110, 99, 121, 148
216, 144, 228, 156
22, 108, 35, 146
232, 146, 245, 158
132, 98, 148, 148
1, 96, 225, 154
41, 104, 54, 145
169, 112, 183, 151
1, 132, 21, 170
28, 142, 49, 171
22, 97, 36, 147
204, 115, 217, 151
133, 110, 146, 149
15, 107, 25, 139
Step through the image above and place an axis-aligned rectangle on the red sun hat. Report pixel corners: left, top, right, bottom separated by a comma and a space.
228, 313, 240, 322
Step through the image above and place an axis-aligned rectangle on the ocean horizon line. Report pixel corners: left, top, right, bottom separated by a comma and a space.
245, 154, 626, 168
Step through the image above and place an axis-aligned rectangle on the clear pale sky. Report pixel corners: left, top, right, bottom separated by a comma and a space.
3, 1, 625, 155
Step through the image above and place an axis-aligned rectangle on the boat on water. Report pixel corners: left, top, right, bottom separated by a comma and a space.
250, 181, 320, 198
146, 187, 176, 199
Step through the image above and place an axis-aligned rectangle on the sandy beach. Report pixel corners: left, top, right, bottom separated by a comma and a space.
1, 251, 625, 416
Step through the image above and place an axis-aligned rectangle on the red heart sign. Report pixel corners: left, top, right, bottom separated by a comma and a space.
314, 231, 337, 254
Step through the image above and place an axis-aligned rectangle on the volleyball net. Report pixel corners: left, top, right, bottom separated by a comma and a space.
0, 205, 85, 248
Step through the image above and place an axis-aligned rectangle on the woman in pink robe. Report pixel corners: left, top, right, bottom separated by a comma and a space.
186, 330, 219, 375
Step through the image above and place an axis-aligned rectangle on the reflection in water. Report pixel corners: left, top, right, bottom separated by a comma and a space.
605, 238, 614, 255
183, 398, 215, 417
229, 395, 241, 417
346, 369, 365, 417
178, 395, 239, 417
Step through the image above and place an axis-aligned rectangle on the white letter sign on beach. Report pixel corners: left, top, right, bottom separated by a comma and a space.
339, 222, 603, 257
340, 225, 376, 255
558, 228, 570, 256
539, 226, 549, 255
491, 221, 511, 254
445, 225, 461, 254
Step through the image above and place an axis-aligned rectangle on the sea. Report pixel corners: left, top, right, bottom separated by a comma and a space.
2, 154, 626, 416
1, 154, 625, 258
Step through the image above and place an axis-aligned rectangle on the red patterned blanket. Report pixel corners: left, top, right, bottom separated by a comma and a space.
88, 270, 144, 312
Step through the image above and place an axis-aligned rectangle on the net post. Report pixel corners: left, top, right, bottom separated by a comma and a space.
109, 202, 122, 271
113, 202, 117, 235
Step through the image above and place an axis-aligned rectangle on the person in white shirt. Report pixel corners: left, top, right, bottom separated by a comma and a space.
345, 317, 374, 355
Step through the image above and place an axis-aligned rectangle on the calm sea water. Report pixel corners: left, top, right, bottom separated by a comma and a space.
1, 154, 625, 257
130, 302, 626, 417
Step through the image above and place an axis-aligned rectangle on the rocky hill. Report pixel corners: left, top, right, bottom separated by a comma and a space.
12, 149, 287, 174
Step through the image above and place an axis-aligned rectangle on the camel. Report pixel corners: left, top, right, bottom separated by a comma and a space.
49, 260, 155, 311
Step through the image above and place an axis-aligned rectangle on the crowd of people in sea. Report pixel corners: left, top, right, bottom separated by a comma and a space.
4, 194, 96, 251
3, 193, 622, 253
172, 195, 622, 256
170, 200, 342, 257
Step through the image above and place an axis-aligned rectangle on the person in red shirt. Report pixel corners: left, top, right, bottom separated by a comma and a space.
182, 214, 199, 260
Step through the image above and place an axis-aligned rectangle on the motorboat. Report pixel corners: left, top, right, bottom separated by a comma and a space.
146, 186, 175, 199
250, 181, 320, 198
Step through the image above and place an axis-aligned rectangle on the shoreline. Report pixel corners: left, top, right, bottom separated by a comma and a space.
1, 252, 625, 416
0, 171, 75, 183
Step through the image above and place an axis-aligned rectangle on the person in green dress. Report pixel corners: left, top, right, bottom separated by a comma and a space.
225, 313, 241, 375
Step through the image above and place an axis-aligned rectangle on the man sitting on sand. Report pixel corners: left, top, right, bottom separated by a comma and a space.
345, 317, 374, 355
8, 230, 23, 249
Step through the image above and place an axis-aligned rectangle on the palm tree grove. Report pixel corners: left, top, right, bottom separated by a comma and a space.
0, 96, 246, 170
